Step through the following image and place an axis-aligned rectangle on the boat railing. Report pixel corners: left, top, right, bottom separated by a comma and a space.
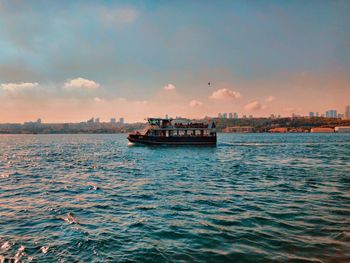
174, 123, 208, 128
131, 127, 149, 135
150, 128, 215, 132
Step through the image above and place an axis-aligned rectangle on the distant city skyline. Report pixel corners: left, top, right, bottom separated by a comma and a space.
0, 1, 350, 122
17, 103, 350, 124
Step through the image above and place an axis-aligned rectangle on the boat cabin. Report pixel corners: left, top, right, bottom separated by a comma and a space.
144, 118, 216, 137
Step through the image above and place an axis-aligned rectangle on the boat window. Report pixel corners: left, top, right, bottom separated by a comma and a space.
178, 130, 186, 136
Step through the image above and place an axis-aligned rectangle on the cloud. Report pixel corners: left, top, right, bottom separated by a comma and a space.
99, 7, 138, 25
209, 88, 241, 100
244, 101, 266, 111
64, 78, 100, 89
163, 84, 176, 91
94, 97, 103, 103
265, 95, 275, 102
0, 82, 38, 91
189, 100, 203, 107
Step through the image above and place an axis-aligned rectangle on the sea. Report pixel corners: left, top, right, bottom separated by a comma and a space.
0, 133, 349, 262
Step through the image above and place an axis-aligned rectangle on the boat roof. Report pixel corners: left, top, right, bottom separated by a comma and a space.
147, 118, 173, 121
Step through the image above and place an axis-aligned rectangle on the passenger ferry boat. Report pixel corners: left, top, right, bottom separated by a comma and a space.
128, 118, 217, 145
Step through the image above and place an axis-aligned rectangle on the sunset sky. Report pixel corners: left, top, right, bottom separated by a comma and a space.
0, 0, 349, 123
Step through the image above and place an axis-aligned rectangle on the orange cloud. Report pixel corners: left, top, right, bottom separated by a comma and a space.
209, 88, 240, 100
0, 82, 38, 91
265, 95, 275, 102
244, 101, 266, 111
163, 84, 176, 91
64, 78, 100, 89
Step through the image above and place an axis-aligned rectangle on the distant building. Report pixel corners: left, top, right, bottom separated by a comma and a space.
95, 118, 100, 123
87, 118, 94, 123
242, 115, 247, 119
310, 127, 334, 133
229, 113, 233, 119
234, 112, 238, 119
249, 115, 253, 119
165, 114, 169, 119
316, 112, 319, 117
309, 112, 315, 118
119, 117, 125, 124
222, 113, 227, 119
269, 127, 288, 133
325, 110, 337, 118
335, 126, 350, 133
345, 105, 350, 119
218, 113, 222, 118
24, 118, 42, 126
110, 118, 116, 123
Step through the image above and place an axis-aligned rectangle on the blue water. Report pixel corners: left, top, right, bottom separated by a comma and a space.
0, 133, 349, 262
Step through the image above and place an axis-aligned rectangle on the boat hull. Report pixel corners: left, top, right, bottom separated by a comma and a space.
128, 134, 216, 146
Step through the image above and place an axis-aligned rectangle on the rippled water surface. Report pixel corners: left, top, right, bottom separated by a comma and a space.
0, 133, 349, 262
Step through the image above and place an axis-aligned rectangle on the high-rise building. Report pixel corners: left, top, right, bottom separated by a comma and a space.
119, 117, 125, 124
309, 112, 315, 118
234, 112, 238, 119
229, 113, 233, 119
325, 110, 337, 118
345, 105, 350, 119
110, 118, 116, 123
223, 113, 227, 119
333, 110, 337, 118
218, 113, 222, 118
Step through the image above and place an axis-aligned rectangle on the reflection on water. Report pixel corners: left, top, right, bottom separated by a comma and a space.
0, 133, 349, 262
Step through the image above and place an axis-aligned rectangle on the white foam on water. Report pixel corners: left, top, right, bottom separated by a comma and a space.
14, 245, 25, 263
0, 241, 11, 250
41, 246, 49, 254
64, 212, 79, 224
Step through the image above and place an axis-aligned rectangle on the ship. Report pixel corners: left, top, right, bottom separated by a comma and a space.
128, 118, 217, 145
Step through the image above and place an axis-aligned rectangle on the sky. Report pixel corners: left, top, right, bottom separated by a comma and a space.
0, 0, 349, 123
